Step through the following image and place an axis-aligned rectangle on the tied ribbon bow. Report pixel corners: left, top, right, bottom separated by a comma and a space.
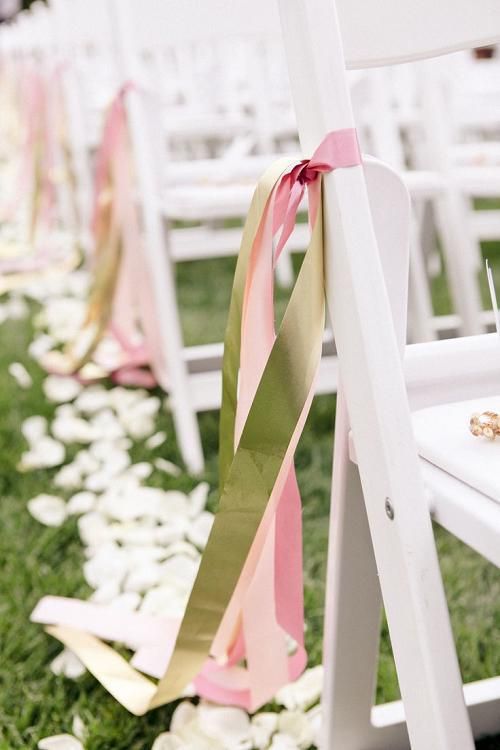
273, 128, 361, 261
31, 129, 361, 715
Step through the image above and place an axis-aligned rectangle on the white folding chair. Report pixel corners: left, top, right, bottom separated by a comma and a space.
0, 2, 78, 256
100, 0, 337, 473
277, 0, 500, 747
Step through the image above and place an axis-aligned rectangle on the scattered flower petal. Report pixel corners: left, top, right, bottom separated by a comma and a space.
50, 649, 86, 679
22, 415, 48, 444
146, 431, 167, 450
67, 491, 97, 515
275, 666, 323, 712
28, 494, 67, 527
8, 361, 32, 388
154, 457, 182, 477
43, 375, 82, 403
189, 482, 209, 517
38, 735, 84, 750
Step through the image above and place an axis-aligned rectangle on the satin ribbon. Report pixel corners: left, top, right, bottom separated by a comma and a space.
32, 129, 361, 714
40, 85, 165, 388
0, 63, 81, 288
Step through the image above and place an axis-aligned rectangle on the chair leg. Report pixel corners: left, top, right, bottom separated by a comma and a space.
156, 227, 205, 476
322, 394, 476, 750
433, 190, 484, 336
407, 215, 436, 343
275, 248, 295, 287
322, 394, 386, 749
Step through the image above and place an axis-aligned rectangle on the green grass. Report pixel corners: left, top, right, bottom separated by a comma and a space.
1, 236, 500, 748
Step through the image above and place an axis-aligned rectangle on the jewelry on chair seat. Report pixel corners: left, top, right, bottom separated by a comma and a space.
469, 411, 500, 440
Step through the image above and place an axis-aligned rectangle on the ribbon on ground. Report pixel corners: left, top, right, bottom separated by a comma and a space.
32, 128, 361, 714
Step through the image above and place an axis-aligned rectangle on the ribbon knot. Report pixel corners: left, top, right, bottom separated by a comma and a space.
274, 128, 361, 259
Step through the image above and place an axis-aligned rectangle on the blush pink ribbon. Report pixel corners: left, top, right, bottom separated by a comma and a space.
32, 129, 361, 710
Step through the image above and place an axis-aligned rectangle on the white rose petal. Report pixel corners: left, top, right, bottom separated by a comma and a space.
50, 648, 86, 679
124, 563, 162, 593
98, 486, 156, 522
83, 543, 129, 589
151, 733, 183, 750
74, 385, 110, 414
8, 362, 32, 388
98, 448, 131, 477
170, 701, 199, 732
6, 295, 28, 320
306, 705, 322, 747
156, 491, 191, 523
129, 462, 154, 480
164, 541, 200, 561
197, 702, 252, 749
67, 491, 96, 515
126, 545, 168, 566
154, 458, 182, 477
109, 591, 141, 611
89, 439, 129, 461
43, 375, 82, 403
73, 450, 100, 475
22, 415, 48, 444
269, 733, 299, 750
89, 580, 121, 604
78, 512, 113, 547
111, 522, 158, 547
53, 464, 83, 490
90, 410, 126, 441
275, 665, 323, 712
28, 494, 67, 527
187, 512, 214, 550
189, 483, 209, 518
160, 556, 199, 592
109, 386, 148, 412
52, 415, 96, 444
71, 715, 85, 741
123, 415, 156, 440
251, 713, 279, 750
146, 431, 167, 450
20, 436, 65, 470
38, 734, 84, 750
29, 333, 55, 360
277, 711, 314, 749
154, 519, 188, 546
140, 584, 185, 618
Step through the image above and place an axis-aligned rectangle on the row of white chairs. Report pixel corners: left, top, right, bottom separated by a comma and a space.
1, 1, 500, 475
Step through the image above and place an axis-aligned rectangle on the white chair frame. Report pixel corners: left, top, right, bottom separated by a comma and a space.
277, 0, 500, 747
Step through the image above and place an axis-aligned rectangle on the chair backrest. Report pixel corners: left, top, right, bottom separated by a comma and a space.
337, 0, 499, 69
107, 0, 294, 155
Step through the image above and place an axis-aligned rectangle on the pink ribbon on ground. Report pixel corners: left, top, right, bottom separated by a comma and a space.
32, 129, 361, 710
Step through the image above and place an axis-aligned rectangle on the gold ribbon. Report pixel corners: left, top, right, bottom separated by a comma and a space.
45, 156, 326, 714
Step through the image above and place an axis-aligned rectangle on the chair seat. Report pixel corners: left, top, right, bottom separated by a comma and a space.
420, 457, 500, 569
414, 396, 500, 568
452, 165, 500, 197
161, 153, 302, 221
348, 395, 500, 568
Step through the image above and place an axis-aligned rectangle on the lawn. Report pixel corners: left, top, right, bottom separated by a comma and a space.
1, 236, 500, 748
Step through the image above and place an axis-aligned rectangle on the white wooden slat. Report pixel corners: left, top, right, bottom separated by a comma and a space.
337, 0, 500, 69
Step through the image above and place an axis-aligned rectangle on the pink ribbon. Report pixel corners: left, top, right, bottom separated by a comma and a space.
32, 129, 361, 709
